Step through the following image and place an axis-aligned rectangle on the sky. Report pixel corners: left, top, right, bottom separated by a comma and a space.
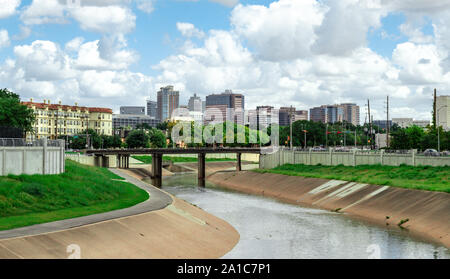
1, 0, 450, 122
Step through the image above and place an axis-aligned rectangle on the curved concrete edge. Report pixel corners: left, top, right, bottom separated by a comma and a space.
208, 171, 450, 249
0, 169, 240, 258
0, 168, 172, 240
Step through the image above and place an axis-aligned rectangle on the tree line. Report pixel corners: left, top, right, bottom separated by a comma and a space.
1, 88, 448, 151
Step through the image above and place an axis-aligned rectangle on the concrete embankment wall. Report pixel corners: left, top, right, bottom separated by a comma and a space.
208, 171, 450, 248
0, 144, 65, 176
66, 153, 119, 168
0, 195, 239, 259
260, 148, 450, 169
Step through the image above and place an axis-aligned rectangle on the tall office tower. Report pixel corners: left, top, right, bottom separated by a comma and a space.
309, 105, 343, 124
310, 106, 326, 123
279, 107, 296, 126
437, 95, 450, 131
188, 94, 203, 112
256, 106, 275, 129
324, 105, 344, 123
205, 90, 245, 125
146, 100, 157, 119
339, 103, 360, 126
120, 106, 146, 115
157, 85, 179, 121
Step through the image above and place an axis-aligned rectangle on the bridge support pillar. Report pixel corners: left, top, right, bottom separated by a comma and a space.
151, 153, 162, 188
125, 155, 130, 169
198, 153, 206, 187
94, 155, 101, 167
236, 153, 242, 172
102, 155, 109, 168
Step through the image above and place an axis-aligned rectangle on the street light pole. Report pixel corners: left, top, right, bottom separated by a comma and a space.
289, 106, 293, 150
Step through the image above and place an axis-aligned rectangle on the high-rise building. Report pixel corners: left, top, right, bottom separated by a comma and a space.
157, 85, 179, 121
294, 110, 308, 121
146, 100, 157, 119
309, 105, 345, 124
120, 106, 145, 115
310, 106, 327, 123
22, 99, 113, 140
188, 94, 203, 112
279, 107, 296, 127
256, 106, 275, 129
437, 95, 450, 131
205, 90, 245, 125
338, 103, 360, 126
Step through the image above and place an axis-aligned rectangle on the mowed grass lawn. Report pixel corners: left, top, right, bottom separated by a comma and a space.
132, 155, 236, 164
254, 164, 450, 193
0, 160, 149, 231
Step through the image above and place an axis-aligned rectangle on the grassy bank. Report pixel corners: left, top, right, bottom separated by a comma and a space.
132, 155, 236, 164
254, 164, 450, 193
0, 160, 149, 231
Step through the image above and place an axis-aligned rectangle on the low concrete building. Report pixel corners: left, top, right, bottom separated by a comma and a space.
113, 114, 160, 130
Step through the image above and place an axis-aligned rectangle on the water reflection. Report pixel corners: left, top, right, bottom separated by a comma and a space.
163, 174, 449, 259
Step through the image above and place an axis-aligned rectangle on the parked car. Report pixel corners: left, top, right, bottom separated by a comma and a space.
441, 150, 450, 156
423, 149, 440, 156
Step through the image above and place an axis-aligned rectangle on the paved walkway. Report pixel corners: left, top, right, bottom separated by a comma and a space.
0, 169, 172, 240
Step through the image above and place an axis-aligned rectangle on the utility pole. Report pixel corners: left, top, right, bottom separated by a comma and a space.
433, 88, 437, 129
325, 123, 328, 149
289, 105, 293, 149
371, 115, 374, 149
386, 95, 390, 149
367, 99, 372, 150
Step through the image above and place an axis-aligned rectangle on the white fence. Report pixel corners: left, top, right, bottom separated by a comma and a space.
259, 148, 450, 169
0, 138, 65, 176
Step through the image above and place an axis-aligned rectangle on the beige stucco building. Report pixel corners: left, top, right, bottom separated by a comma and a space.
23, 99, 113, 140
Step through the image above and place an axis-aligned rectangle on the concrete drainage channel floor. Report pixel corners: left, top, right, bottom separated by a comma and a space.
0, 169, 172, 240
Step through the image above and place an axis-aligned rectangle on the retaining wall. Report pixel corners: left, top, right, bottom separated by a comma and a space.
0, 139, 65, 176
260, 148, 450, 169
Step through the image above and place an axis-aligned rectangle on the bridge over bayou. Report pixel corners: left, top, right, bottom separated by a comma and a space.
87, 148, 262, 187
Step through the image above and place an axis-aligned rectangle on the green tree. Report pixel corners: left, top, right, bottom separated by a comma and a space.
126, 130, 149, 148
148, 128, 167, 148
0, 88, 35, 132
157, 121, 169, 131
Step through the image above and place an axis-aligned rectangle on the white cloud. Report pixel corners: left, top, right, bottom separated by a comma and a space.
231, 0, 325, 61
21, 0, 66, 25
69, 5, 136, 34
0, 0, 20, 19
1, 38, 152, 110
313, 0, 387, 56
21, 0, 136, 35
392, 42, 444, 84
0, 30, 10, 48
177, 22, 205, 38
4, 0, 450, 121
65, 37, 85, 52
136, 0, 155, 13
